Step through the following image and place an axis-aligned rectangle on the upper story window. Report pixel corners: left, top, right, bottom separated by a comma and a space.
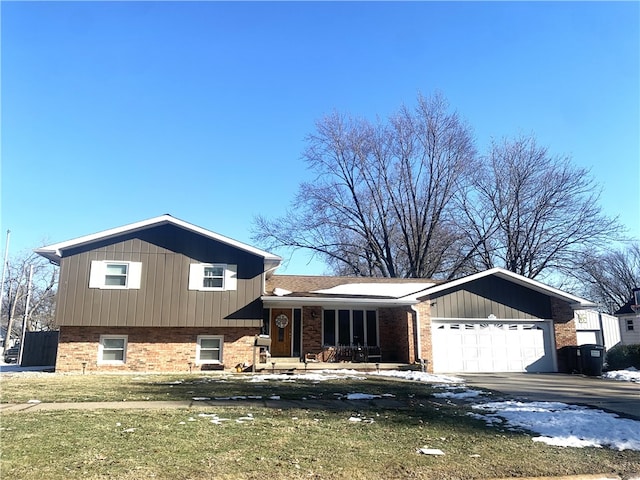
203, 265, 225, 289
89, 261, 142, 289
105, 263, 128, 286
627, 319, 635, 331
188, 263, 237, 291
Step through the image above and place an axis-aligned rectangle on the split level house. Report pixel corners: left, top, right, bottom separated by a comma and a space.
35, 215, 597, 374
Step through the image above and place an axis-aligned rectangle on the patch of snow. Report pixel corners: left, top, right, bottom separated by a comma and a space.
603, 367, 640, 383
27, 399, 41, 404
472, 401, 640, 451
192, 397, 211, 401
348, 416, 362, 422
273, 288, 292, 296
269, 395, 281, 400
417, 447, 445, 455
312, 282, 434, 298
433, 389, 486, 399
346, 393, 381, 400
371, 370, 464, 384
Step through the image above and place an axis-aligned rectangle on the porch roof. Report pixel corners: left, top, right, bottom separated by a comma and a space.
262, 275, 437, 308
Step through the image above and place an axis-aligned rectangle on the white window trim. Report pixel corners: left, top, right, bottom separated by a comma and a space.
98, 335, 128, 365
89, 261, 142, 290
196, 335, 224, 365
188, 263, 237, 292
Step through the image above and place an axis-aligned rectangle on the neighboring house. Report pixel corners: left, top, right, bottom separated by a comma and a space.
614, 288, 640, 345
574, 309, 621, 350
36, 215, 596, 374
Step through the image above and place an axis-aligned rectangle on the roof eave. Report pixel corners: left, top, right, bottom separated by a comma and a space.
33, 214, 282, 267
261, 295, 418, 308
418, 267, 595, 308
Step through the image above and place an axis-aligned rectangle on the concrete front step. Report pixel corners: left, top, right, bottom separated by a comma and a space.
253, 360, 410, 373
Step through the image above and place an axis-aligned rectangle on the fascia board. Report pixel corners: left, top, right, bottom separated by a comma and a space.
34, 215, 282, 265
420, 267, 595, 308
261, 295, 418, 308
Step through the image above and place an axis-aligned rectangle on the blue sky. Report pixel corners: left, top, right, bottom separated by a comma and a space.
2, 1, 638, 275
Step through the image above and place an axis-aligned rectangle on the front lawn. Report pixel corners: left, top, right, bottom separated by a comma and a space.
1, 372, 638, 479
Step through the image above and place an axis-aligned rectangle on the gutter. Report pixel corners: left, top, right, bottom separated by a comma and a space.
261, 295, 419, 308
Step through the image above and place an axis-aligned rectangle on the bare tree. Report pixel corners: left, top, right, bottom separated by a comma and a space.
457, 135, 623, 280
2, 250, 58, 345
253, 93, 477, 278
571, 241, 640, 312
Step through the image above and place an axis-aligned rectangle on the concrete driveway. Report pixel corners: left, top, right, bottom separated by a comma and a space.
461, 373, 640, 420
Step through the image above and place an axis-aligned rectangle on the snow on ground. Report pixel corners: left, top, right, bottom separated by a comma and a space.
471, 401, 640, 451
369, 369, 464, 384
247, 369, 640, 452
603, 368, 640, 383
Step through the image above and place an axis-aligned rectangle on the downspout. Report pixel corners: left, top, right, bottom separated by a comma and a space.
410, 305, 423, 370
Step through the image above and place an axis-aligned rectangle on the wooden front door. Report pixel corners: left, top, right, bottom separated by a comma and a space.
270, 308, 292, 357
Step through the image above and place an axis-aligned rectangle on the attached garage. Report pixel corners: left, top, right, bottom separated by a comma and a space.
421, 269, 591, 374
431, 320, 555, 373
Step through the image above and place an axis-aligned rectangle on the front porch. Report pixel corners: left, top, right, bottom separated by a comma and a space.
252, 356, 415, 374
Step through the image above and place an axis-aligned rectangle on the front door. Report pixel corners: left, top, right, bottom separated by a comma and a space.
270, 308, 292, 357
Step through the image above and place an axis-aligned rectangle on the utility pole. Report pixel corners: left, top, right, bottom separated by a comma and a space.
0, 230, 10, 347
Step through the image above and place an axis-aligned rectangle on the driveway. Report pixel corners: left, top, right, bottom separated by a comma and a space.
461, 373, 640, 420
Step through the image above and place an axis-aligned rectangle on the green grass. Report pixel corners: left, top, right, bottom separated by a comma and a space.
1, 373, 639, 479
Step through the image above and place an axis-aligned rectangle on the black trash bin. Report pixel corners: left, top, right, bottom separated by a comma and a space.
560, 346, 581, 374
578, 344, 606, 376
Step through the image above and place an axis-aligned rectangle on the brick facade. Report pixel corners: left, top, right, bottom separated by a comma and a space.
56, 326, 259, 373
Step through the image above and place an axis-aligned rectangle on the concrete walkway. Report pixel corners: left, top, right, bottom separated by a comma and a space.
0, 396, 409, 414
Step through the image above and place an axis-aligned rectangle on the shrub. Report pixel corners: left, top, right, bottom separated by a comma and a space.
605, 344, 640, 370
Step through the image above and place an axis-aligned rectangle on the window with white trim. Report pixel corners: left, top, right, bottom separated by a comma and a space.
322, 309, 378, 346
98, 335, 128, 364
89, 261, 142, 289
627, 319, 635, 331
188, 264, 237, 291
196, 335, 223, 364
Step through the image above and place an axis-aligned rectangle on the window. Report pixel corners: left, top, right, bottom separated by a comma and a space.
627, 319, 635, 332
203, 265, 224, 288
99, 335, 127, 364
188, 264, 237, 291
89, 261, 142, 289
105, 263, 128, 286
322, 309, 378, 346
196, 336, 223, 364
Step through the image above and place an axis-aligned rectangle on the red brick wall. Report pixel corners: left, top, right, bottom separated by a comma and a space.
551, 297, 578, 372
414, 301, 434, 372
551, 297, 578, 349
56, 326, 260, 373
379, 307, 413, 362
302, 306, 323, 357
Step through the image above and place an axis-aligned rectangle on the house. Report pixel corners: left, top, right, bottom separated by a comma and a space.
614, 288, 640, 345
36, 215, 597, 374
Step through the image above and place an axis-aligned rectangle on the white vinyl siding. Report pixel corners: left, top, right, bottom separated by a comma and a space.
89, 261, 142, 289
196, 335, 223, 364
98, 335, 128, 364
188, 264, 237, 291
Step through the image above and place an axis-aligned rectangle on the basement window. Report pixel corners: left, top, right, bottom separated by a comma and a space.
196, 336, 223, 364
98, 335, 128, 364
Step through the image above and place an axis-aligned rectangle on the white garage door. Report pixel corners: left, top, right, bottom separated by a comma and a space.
431, 321, 555, 373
